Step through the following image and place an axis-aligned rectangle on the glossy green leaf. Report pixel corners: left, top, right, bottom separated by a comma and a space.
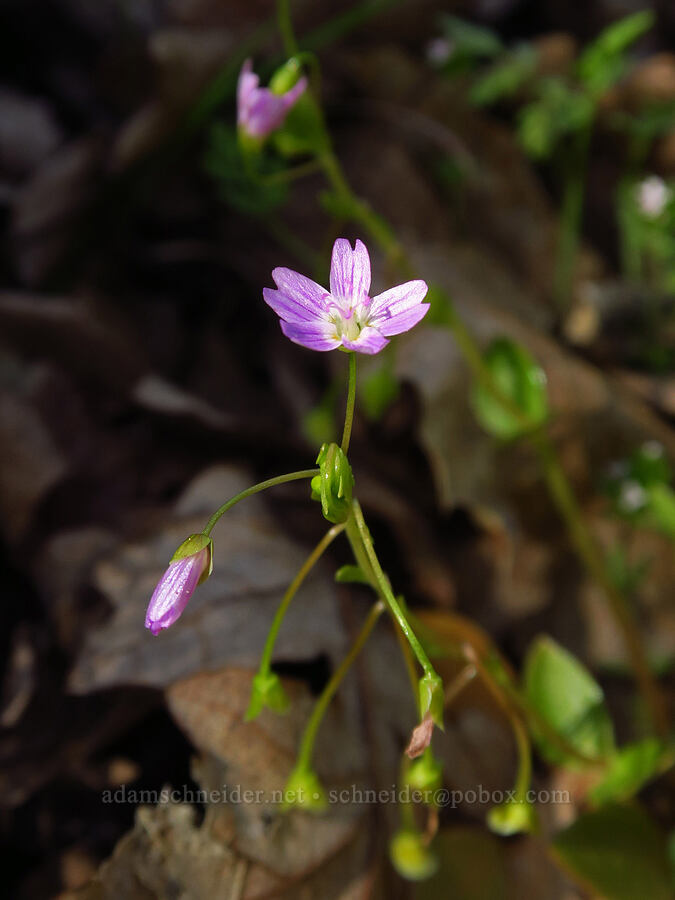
523, 635, 615, 766
553, 803, 671, 900
589, 739, 673, 806
471, 338, 548, 440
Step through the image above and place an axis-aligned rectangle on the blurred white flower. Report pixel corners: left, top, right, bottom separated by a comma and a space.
636, 176, 670, 218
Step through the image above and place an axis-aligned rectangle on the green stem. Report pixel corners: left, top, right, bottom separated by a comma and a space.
258, 523, 346, 677
349, 500, 438, 681
295, 600, 385, 772
315, 120, 665, 737
202, 470, 318, 536
277, 0, 299, 56
532, 434, 668, 737
341, 352, 357, 453
553, 125, 592, 313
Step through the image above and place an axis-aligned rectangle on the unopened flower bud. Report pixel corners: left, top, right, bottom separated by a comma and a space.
145, 534, 213, 635
245, 670, 290, 721
389, 829, 438, 881
282, 765, 327, 812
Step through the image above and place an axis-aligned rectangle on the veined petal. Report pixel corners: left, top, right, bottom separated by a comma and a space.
341, 325, 389, 355
369, 279, 429, 320
329, 238, 371, 306
263, 287, 325, 324
280, 319, 341, 352
370, 301, 430, 337
268, 268, 331, 319
145, 550, 208, 635
242, 92, 289, 138
237, 59, 259, 118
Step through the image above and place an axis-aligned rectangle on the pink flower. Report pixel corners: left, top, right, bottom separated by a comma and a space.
237, 59, 307, 140
145, 535, 212, 635
263, 238, 430, 354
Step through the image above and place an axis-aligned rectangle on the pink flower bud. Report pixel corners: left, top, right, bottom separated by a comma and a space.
145, 534, 212, 635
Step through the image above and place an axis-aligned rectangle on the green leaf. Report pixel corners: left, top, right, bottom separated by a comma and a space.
577, 11, 655, 97
440, 15, 503, 63
470, 45, 536, 107
517, 79, 593, 159
334, 564, 369, 585
204, 122, 287, 215
589, 739, 673, 806
471, 338, 549, 440
645, 483, 675, 539
415, 827, 506, 900
523, 635, 615, 766
553, 803, 672, 900
273, 93, 329, 158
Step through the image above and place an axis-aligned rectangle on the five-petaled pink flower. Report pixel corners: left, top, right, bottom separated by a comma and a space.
145, 535, 212, 635
237, 59, 307, 140
263, 238, 430, 354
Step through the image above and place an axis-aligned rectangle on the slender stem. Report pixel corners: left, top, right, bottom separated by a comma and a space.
341, 352, 357, 454
349, 500, 438, 680
553, 125, 592, 313
258, 523, 346, 676
277, 0, 299, 56
532, 434, 668, 736
202, 469, 318, 536
296, 600, 385, 772
315, 122, 666, 737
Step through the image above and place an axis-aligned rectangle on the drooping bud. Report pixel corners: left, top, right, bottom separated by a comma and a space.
389, 829, 438, 881
282, 765, 328, 812
311, 442, 354, 524
237, 58, 307, 148
406, 748, 443, 795
144, 533, 213, 635
245, 670, 290, 721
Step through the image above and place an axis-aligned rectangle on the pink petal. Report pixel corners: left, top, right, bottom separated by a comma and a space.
341, 325, 389, 355
145, 550, 208, 635
280, 319, 341, 352
281, 76, 307, 110
371, 302, 430, 337
329, 238, 371, 306
237, 59, 259, 118
265, 268, 331, 322
369, 279, 428, 319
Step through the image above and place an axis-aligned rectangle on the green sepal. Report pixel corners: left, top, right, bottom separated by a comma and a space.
406, 748, 443, 795
312, 442, 354, 524
273, 93, 328, 158
245, 670, 290, 721
282, 765, 328, 812
487, 798, 537, 836
390, 829, 439, 881
418, 672, 445, 730
170, 533, 213, 585
269, 57, 304, 95
335, 565, 369, 585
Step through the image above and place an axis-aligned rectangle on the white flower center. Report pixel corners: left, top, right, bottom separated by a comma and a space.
328, 296, 370, 343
